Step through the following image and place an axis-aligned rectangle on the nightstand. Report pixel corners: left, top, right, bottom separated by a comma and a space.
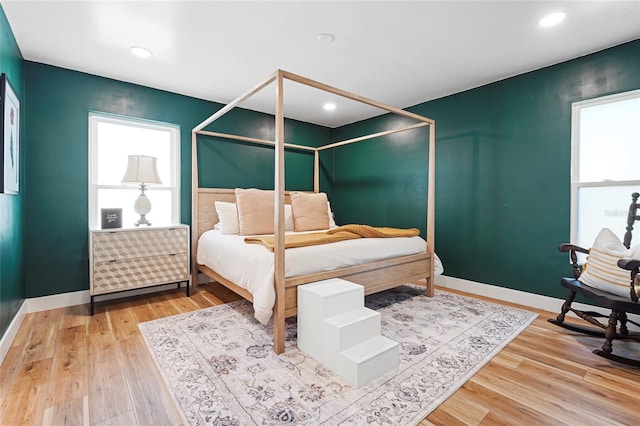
89, 225, 190, 314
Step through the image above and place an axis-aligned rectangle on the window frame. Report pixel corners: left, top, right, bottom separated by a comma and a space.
88, 112, 180, 229
570, 89, 640, 244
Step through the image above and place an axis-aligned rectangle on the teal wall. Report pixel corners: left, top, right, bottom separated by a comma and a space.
333, 40, 640, 300
0, 5, 24, 338
23, 63, 331, 298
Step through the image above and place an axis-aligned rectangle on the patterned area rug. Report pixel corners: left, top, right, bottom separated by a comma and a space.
139, 286, 537, 425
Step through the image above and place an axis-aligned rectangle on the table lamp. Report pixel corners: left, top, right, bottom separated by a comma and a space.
121, 155, 162, 226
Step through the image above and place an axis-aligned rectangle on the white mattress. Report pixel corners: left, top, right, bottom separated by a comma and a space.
196, 229, 444, 324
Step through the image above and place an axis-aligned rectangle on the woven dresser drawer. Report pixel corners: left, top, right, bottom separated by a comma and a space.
92, 227, 187, 262
92, 254, 189, 295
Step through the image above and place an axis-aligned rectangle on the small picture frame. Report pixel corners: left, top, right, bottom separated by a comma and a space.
101, 208, 123, 229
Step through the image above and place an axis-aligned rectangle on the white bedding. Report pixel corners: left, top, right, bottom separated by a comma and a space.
197, 229, 444, 324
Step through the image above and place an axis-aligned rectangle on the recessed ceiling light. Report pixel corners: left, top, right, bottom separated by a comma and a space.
539, 11, 567, 28
129, 46, 152, 58
323, 102, 336, 111
317, 33, 335, 44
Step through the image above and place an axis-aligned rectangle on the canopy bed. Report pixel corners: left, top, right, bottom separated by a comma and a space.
191, 70, 436, 354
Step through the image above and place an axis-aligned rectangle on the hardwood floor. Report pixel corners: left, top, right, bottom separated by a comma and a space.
1, 283, 639, 425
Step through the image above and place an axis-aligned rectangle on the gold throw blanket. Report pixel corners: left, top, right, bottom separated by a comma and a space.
243, 224, 420, 252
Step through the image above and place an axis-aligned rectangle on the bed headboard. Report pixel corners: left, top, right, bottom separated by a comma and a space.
195, 187, 297, 243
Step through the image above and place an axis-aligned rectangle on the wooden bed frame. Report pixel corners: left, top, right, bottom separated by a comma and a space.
191, 70, 436, 354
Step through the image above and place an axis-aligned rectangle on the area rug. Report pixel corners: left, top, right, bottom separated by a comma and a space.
139, 286, 537, 425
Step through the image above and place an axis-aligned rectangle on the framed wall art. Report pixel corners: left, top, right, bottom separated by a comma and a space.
1, 73, 20, 195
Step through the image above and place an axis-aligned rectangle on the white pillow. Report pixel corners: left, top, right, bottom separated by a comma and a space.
214, 201, 239, 234
327, 201, 337, 228
580, 228, 640, 299
284, 204, 294, 231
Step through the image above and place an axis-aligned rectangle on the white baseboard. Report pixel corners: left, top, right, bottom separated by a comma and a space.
27, 289, 90, 313
27, 282, 189, 314
435, 275, 639, 323
0, 300, 27, 367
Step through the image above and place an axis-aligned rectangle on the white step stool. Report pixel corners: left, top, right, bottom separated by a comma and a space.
297, 278, 399, 388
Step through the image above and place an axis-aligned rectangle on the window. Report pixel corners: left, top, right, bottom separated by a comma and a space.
89, 113, 180, 229
571, 89, 640, 250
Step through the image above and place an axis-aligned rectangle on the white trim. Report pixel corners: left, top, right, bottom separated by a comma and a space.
572, 88, 640, 109
0, 300, 27, 367
27, 282, 188, 314
436, 275, 564, 312
435, 275, 640, 323
27, 290, 90, 313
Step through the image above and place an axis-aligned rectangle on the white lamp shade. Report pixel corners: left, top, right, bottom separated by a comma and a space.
121, 155, 162, 184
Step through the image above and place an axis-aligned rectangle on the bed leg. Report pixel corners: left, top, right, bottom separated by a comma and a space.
273, 321, 285, 354
425, 276, 435, 297
273, 309, 285, 354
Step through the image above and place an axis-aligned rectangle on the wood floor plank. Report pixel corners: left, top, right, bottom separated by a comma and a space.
107, 301, 143, 342
0, 357, 53, 425
118, 334, 183, 426
424, 405, 469, 426
185, 288, 221, 307
42, 395, 89, 426
22, 308, 62, 364
59, 303, 89, 330
457, 381, 564, 426
164, 290, 202, 314
584, 369, 640, 394
87, 306, 112, 335
93, 409, 139, 426
489, 351, 523, 369
435, 389, 489, 424
128, 297, 159, 324
0, 342, 27, 398
512, 359, 640, 425
49, 324, 88, 406
143, 293, 182, 320
473, 361, 633, 425
87, 329, 133, 424
9, 309, 36, 348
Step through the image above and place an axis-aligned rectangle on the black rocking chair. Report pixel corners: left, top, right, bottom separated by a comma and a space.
549, 192, 640, 366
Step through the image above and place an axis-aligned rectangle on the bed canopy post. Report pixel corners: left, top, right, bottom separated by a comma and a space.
273, 70, 286, 354
191, 131, 199, 290
313, 151, 320, 193
426, 123, 435, 297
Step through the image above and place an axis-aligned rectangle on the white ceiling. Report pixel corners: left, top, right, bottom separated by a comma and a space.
3, 1, 640, 128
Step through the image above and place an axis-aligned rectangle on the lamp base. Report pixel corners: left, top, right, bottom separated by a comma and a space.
133, 187, 153, 227
135, 214, 151, 227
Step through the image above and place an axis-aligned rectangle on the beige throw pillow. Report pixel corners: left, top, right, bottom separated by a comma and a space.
291, 192, 330, 231
580, 228, 640, 299
214, 201, 294, 232
235, 188, 275, 235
